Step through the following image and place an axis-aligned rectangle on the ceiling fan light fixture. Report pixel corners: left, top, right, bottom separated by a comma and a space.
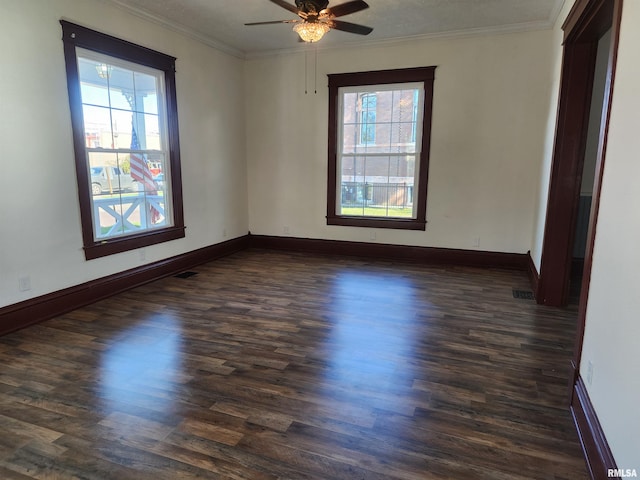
293, 21, 330, 42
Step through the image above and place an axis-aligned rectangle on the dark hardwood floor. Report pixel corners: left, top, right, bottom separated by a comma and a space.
0, 249, 588, 479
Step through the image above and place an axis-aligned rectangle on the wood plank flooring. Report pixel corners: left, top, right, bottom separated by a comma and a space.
0, 249, 589, 479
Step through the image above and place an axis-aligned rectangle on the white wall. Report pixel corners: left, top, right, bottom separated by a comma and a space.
2, 0, 638, 469
528, 0, 576, 270
579, 0, 640, 469
246, 31, 556, 253
0, 0, 248, 308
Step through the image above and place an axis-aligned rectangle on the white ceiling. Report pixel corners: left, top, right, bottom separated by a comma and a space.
105, 0, 565, 58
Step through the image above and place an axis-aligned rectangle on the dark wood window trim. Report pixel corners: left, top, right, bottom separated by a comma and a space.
327, 66, 436, 231
61, 21, 185, 260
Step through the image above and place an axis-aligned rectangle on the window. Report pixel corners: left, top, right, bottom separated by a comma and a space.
327, 67, 436, 230
61, 21, 184, 259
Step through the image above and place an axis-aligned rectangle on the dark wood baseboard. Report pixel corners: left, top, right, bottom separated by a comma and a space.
527, 251, 540, 300
249, 235, 528, 270
570, 375, 618, 479
0, 235, 250, 337
1, 234, 528, 338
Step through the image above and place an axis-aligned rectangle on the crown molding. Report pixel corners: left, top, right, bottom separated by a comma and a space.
244, 19, 557, 59
98, 0, 565, 61
98, 0, 245, 59
550, 0, 569, 28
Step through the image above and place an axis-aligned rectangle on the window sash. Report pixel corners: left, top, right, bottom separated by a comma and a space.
336, 83, 425, 220
77, 49, 173, 241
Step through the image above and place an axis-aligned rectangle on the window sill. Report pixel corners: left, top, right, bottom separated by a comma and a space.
83, 226, 186, 260
327, 216, 426, 231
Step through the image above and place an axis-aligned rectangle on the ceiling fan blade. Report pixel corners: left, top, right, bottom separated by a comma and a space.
269, 0, 301, 15
330, 19, 373, 35
326, 0, 369, 18
245, 20, 298, 26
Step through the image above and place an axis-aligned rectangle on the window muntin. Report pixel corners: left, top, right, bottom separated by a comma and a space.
61, 21, 185, 259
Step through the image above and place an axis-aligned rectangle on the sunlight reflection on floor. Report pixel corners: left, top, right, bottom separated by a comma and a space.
325, 271, 424, 389
99, 315, 184, 413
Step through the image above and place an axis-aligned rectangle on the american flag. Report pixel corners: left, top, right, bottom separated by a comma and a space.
130, 124, 161, 224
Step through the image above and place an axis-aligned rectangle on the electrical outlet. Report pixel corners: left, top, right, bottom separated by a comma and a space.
139, 248, 146, 262
472, 236, 480, 248
370, 231, 376, 241
283, 226, 290, 235
586, 361, 594, 386
223, 228, 227, 238
18, 276, 31, 292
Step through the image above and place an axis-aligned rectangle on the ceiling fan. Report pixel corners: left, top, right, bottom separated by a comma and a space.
245, 0, 373, 43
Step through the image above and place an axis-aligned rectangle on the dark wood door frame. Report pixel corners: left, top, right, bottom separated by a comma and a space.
537, 0, 620, 309
538, 2, 623, 476
566, 0, 622, 384
536, 39, 597, 308
539, 0, 623, 387
541, 0, 622, 374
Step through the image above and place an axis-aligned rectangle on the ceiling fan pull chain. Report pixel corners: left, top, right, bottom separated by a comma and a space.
314, 44, 318, 94
304, 48, 309, 94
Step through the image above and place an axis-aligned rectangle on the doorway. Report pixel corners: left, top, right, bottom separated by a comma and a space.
568, 29, 612, 305
537, 0, 621, 309
536, 0, 622, 385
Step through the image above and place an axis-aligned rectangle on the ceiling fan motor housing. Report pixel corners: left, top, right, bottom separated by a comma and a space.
246, 1, 372, 38
295, 0, 330, 14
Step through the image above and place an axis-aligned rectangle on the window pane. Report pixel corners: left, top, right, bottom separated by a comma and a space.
83, 105, 113, 149
342, 156, 365, 181
342, 92, 358, 124
364, 156, 389, 182
78, 58, 110, 107
389, 122, 417, 150
80, 81, 110, 109
360, 114, 376, 144
373, 92, 390, 122
146, 152, 169, 196
142, 114, 162, 150
135, 72, 159, 115
88, 152, 134, 196
342, 123, 357, 154
111, 109, 134, 149
388, 156, 400, 178
108, 66, 135, 111
340, 183, 362, 214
